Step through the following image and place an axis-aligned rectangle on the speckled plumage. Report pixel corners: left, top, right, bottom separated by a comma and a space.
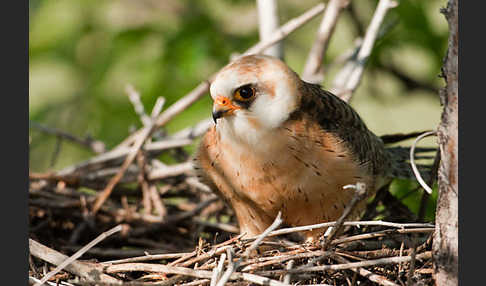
194, 55, 416, 241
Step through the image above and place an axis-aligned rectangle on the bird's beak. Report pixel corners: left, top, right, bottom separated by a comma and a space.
212, 96, 240, 124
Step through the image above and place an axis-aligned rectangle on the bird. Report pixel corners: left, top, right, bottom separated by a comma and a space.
194, 54, 427, 242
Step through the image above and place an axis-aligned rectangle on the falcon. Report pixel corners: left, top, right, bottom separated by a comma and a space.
195, 54, 417, 241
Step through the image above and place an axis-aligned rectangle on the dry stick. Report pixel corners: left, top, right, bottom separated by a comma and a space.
244, 211, 283, 257
245, 3, 325, 57
151, 96, 166, 119
89, 3, 326, 215
171, 118, 213, 140
136, 152, 152, 215
105, 263, 288, 286
333, 255, 399, 286
331, 0, 398, 102
283, 260, 295, 284
409, 131, 437, 194
103, 252, 191, 265
55, 137, 193, 179
148, 161, 194, 180
30, 121, 106, 154
210, 253, 227, 286
256, 0, 283, 59
321, 182, 367, 251
266, 220, 433, 238
178, 233, 246, 268
215, 248, 235, 286
33, 225, 124, 286
259, 251, 431, 275
30, 243, 120, 285
240, 250, 332, 272
126, 84, 152, 127
331, 228, 435, 245
302, 0, 350, 83
150, 184, 167, 218
186, 177, 213, 194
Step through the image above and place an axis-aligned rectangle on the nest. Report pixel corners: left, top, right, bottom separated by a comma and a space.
29, 143, 435, 286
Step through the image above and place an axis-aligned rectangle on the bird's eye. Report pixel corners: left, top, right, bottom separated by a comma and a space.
234, 85, 255, 101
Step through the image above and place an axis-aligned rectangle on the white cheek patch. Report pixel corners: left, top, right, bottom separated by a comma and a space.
251, 87, 296, 130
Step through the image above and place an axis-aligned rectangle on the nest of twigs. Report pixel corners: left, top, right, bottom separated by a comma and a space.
29, 170, 435, 286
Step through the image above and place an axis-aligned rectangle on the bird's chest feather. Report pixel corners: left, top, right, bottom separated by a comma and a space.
204, 122, 372, 231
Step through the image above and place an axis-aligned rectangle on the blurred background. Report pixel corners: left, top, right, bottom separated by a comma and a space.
29, 0, 448, 221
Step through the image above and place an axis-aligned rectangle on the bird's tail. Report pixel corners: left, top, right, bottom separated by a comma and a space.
381, 131, 437, 182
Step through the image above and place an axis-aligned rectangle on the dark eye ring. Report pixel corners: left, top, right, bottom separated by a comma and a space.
235, 85, 255, 101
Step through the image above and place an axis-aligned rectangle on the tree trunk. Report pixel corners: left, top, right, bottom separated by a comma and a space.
432, 0, 458, 285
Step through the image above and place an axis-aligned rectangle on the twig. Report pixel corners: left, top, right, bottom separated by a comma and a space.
331, 228, 435, 245
103, 252, 191, 265
244, 211, 283, 256
264, 220, 433, 238
136, 152, 152, 215
147, 161, 194, 180
33, 225, 124, 286
321, 182, 367, 250
105, 262, 288, 286
151, 96, 166, 119
331, 0, 398, 102
125, 84, 152, 127
215, 248, 235, 286
29, 239, 122, 285
240, 250, 331, 272
410, 131, 437, 194
333, 255, 400, 286
245, 3, 325, 56
30, 121, 106, 154
283, 260, 294, 284
302, 0, 350, 82
55, 138, 193, 179
150, 184, 167, 218
260, 251, 431, 275
210, 253, 226, 286
256, 0, 283, 59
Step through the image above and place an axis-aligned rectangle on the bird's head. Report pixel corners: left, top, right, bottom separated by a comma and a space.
209, 55, 301, 146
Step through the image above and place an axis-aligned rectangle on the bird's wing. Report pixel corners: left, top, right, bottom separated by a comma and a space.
293, 81, 392, 177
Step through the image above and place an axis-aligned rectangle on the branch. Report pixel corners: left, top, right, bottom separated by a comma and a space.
409, 131, 437, 194
331, 0, 398, 102
29, 239, 122, 285
30, 121, 106, 154
433, 0, 458, 284
256, 0, 283, 59
302, 0, 350, 83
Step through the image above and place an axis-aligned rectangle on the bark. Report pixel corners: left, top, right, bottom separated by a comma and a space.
432, 0, 458, 285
